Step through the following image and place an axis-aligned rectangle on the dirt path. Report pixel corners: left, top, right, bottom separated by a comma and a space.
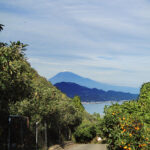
65, 144, 107, 150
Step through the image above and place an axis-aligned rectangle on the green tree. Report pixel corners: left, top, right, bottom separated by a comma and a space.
72, 96, 84, 112
74, 121, 96, 143
0, 38, 85, 147
0, 41, 35, 149
0, 42, 34, 113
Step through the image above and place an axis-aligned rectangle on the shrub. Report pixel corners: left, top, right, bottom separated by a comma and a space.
74, 122, 96, 143
102, 101, 150, 150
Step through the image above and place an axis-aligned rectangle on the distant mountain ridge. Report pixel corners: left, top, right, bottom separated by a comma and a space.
54, 82, 138, 102
50, 72, 139, 94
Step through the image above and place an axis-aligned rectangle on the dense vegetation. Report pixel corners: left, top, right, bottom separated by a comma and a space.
0, 26, 84, 149
0, 25, 102, 149
101, 83, 150, 149
55, 82, 138, 101
73, 112, 102, 143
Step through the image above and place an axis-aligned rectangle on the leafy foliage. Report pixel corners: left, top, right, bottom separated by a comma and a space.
0, 24, 99, 148
74, 121, 96, 143
73, 111, 103, 143
0, 42, 34, 115
101, 83, 150, 150
0, 41, 84, 148
72, 96, 84, 112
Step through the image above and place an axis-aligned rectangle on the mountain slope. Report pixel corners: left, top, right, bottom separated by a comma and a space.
50, 72, 139, 94
54, 82, 138, 102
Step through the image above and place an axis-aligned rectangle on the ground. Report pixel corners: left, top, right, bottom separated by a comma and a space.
65, 144, 107, 150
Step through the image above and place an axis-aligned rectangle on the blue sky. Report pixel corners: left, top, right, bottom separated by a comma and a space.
1, 0, 150, 88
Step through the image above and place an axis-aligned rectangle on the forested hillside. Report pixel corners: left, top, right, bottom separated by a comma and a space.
50, 71, 139, 94
55, 82, 138, 101
0, 25, 103, 149
0, 34, 84, 149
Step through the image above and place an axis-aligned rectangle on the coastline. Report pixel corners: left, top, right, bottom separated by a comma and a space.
82, 100, 129, 104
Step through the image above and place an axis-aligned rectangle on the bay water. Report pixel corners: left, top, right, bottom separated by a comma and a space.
82, 101, 127, 115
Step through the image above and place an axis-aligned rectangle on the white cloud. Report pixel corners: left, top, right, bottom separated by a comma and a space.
1, 0, 150, 88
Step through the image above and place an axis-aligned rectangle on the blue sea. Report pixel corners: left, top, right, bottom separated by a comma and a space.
82, 101, 127, 115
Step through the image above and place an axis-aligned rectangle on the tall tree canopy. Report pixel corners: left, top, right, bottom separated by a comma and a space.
0, 40, 84, 148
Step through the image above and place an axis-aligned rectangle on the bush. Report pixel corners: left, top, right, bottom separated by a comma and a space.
74, 122, 96, 143
102, 100, 150, 150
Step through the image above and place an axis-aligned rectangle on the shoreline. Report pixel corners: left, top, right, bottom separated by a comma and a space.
82, 100, 129, 104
